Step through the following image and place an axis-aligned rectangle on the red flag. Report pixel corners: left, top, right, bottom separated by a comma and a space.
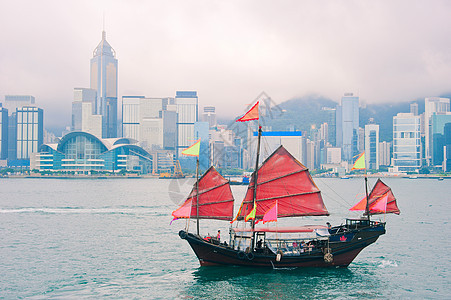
236, 102, 259, 122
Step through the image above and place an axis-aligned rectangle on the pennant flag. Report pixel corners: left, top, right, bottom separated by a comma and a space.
371, 193, 389, 213
351, 152, 366, 170
262, 201, 278, 224
170, 199, 192, 224
181, 139, 201, 157
237, 102, 259, 122
245, 201, 257, 221
230, 202, 243, 224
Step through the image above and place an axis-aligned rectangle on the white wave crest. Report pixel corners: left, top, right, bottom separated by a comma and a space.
378, 259, 398, 268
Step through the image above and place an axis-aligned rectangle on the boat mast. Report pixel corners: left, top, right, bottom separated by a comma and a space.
251, 126, 262, 248
364, 174, 370, 222
196, 157, 200, 235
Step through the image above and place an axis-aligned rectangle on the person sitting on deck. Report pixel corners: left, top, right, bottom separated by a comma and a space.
256, 239, 263, 248
300, 241, 306, 253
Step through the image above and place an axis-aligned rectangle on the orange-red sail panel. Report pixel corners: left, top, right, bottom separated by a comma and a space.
183, 166, 235, 221
237, 146, 329, 220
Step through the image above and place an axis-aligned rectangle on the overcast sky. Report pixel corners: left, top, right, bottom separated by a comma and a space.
1, 0, 451, 132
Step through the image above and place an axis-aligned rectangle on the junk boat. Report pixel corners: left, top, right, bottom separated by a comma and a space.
172, 104, 400, 268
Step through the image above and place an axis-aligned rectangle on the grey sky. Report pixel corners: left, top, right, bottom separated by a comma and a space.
1, 0, 451, 131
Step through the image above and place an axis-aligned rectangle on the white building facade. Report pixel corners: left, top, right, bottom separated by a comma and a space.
393, 113, 421, 172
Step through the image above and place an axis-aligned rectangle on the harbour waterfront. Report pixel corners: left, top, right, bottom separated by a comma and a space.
0, 178, 449, 299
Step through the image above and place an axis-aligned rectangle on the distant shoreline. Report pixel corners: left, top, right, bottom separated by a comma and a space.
0, 174, 449, 180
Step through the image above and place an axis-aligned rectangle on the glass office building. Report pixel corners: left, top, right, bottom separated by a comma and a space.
175, 91, 198, 157
430, 113, 451, 166
364, 124, 379, 170
0, 105, 8, 159
16, 106, 44, 159
393, 113, 421, 172
90, 31, 118, 138
336, 93, 359, 162
34, 132, 152, 173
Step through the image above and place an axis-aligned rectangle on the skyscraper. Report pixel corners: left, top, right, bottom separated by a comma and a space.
430, 112, 451, 166
122, 96, 177, 151
4, 95, 37, 160
0, 105, 8, 159
16, 106, 43, 160
175, 91, 198, 157
4, 95, 35, 112
379, 141, 391, 166
365, 124, 379, 170
90, 31, 118, 138
336, 93, 359, 162
424, 97, 450, 165
201, 106, 217, 128
71, 88, 102, 137
393, 113, 421, 172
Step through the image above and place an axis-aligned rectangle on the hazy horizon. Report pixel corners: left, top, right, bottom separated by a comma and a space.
1, 0, 451, 133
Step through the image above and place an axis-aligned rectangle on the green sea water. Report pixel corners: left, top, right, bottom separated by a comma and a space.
0, 178, 449, 299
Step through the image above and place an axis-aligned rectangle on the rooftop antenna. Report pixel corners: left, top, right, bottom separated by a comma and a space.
102, 12, 106, 39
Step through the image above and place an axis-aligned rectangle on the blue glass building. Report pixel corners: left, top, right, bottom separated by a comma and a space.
336, 93, 359, 162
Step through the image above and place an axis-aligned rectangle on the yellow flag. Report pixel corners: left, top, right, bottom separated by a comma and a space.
181, 139, 201, 157
245, 201, 257, 221
351, 152, 365, 170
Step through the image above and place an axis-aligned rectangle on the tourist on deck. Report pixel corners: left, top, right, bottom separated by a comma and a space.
256, 239, 263, 249
216, 230, 221, 241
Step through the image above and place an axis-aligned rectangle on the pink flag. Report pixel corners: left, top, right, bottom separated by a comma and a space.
371, 193, 388, 213
170, 199, 192, 224
262, 201, 278, 224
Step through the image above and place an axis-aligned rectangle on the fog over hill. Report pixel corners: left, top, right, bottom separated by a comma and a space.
221, 93, 451, 143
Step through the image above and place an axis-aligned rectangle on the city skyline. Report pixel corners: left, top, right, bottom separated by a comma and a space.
1, 1, 451, 133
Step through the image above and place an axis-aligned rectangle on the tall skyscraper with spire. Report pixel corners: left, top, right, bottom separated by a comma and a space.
90, 30, 118, 138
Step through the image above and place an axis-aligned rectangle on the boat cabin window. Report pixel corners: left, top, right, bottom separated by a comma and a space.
346, 219, 370, 228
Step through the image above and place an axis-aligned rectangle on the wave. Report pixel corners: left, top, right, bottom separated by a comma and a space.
378, 259, 399, 268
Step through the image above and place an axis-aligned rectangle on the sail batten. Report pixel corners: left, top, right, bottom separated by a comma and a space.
237, 146, 329, 220
242, 191, 321, 203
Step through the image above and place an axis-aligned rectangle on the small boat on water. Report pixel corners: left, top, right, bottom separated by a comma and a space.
229, 176, 250, 185
172, 103, 400, 268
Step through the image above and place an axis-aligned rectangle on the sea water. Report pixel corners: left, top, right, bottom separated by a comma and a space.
0, 178, 449, 299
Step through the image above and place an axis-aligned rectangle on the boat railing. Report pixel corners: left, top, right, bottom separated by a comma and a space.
329, 219, 385, 234
266, 238, 323, 256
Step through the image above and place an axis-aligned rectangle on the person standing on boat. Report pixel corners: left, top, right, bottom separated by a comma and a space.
216, 230, 221, 241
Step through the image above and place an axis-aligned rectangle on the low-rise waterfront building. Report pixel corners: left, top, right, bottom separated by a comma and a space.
31, 131, 152, 174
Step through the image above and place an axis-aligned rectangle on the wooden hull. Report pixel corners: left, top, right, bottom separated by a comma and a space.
179, 223, 385, 268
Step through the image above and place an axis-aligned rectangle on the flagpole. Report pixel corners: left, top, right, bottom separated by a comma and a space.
196, 157, 200, 235
364, 156, 370, 222
251, 125, 262, 250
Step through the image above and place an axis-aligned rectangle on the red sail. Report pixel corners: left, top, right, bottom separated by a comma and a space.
237, 146, 329, 220
366, 179, 400, 215
182, 166, 235, 221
